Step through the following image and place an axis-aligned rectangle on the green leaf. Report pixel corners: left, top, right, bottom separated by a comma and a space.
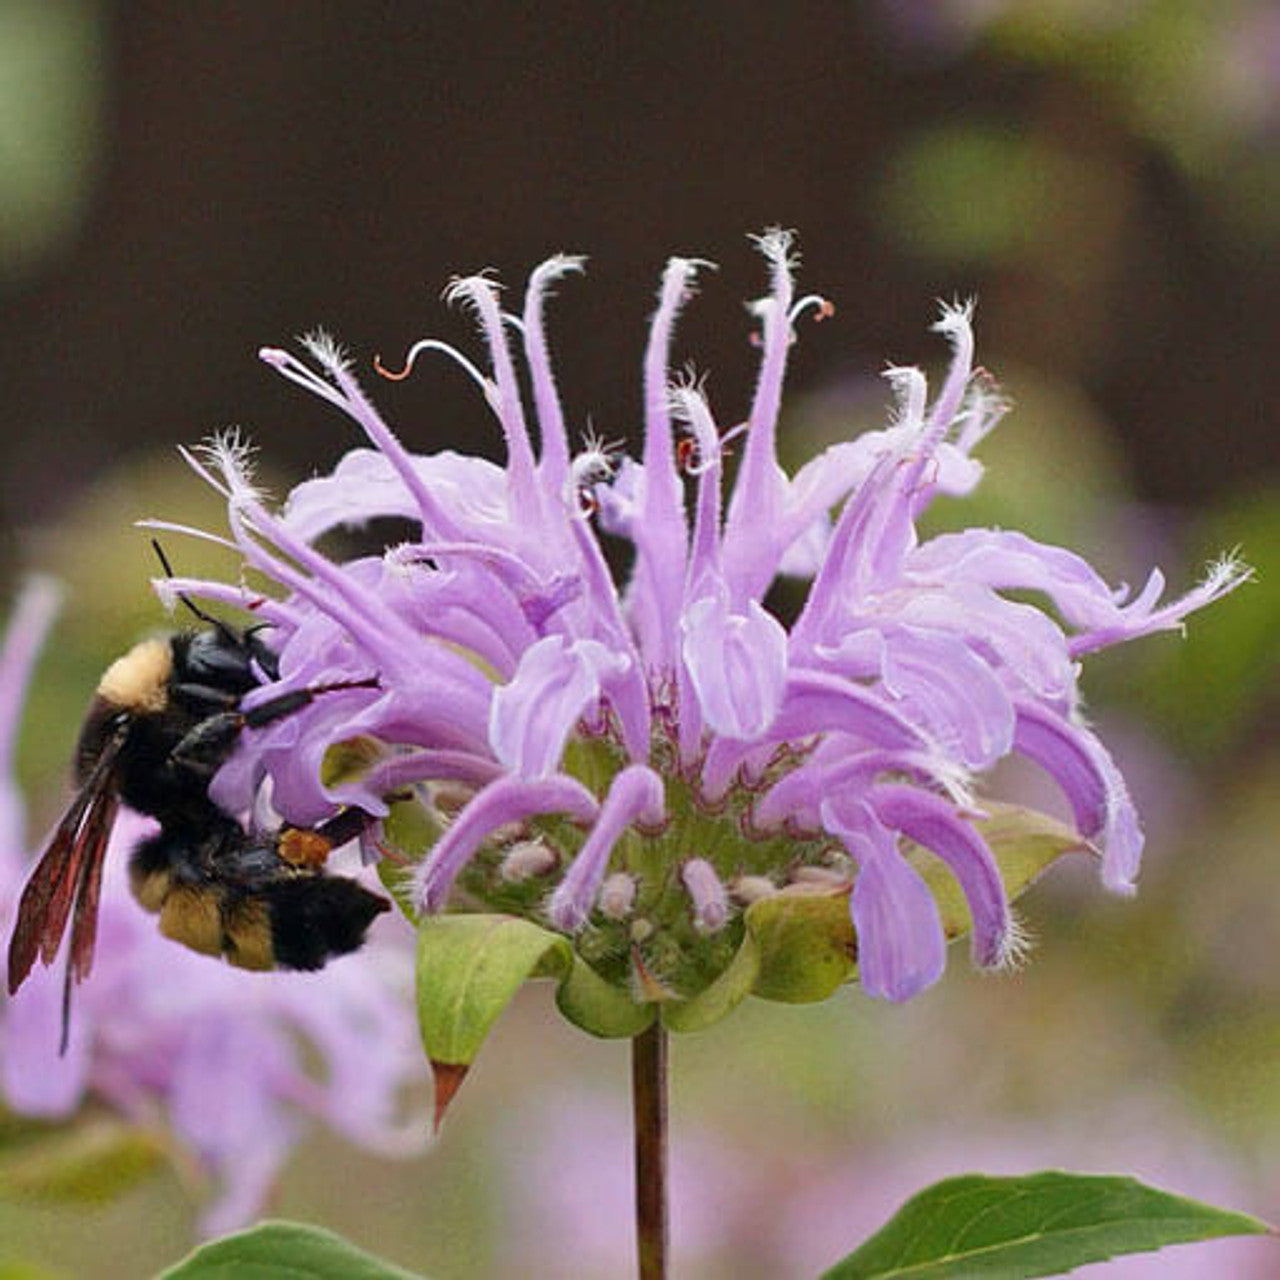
161, 1219, 423, 1279
747, 890, 857, 1004
556, 955, 655, 1039
415, 914, 571, 1067
0, 1114, 166, 1204
819, 1171, 1273, 1279
911, 802, 1085, 940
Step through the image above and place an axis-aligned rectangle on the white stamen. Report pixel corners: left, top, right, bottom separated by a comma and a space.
788, 293, 834, 326
176, 444, 231, 499
375, 338, 492, 397
259, 346, 349, 412
135, 518, 240, 553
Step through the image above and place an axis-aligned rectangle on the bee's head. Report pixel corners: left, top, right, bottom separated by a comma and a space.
173, 626, 263, 695
74, 638, 174, 781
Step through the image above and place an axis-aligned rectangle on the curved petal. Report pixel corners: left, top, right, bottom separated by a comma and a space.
891, 583, 1074, 700
701, 670, 929, 801
822, 794, 945, 1002
547, 765, 665, 931
1014, 702, 1143, 892
1069, 554, 1252, 656
414, 774, 600, 911
870, 784, 1009, 967
490, 636, 631, 779
879, 626, 1014, 769
682, 595, 788, 739
282, 446, 507, 543
908, 530, 1125, 629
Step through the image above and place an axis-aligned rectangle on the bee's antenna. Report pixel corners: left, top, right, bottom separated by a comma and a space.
150, 538, 224, 630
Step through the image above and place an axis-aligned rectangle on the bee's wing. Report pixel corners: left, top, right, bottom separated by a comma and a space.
6, 730, 125, 995
57, 786, 120, 1053
67, 788, 119, 984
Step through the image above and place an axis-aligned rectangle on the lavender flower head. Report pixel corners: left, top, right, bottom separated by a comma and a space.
159, 231, 1247, 1009
0, 581, 424, 1236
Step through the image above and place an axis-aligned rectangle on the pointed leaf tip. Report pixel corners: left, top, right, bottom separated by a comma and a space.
430, 1061, 469, 1132
819, 1171, 1273, 1279
414, 914, 570, 1071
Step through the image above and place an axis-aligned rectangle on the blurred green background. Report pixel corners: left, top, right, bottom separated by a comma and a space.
0, 2, 1277, 1276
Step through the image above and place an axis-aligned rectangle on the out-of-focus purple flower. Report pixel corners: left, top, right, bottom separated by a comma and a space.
0, 581, 426, 1237
502, 1094, 1277, 1279
161, 231, 1246, 1006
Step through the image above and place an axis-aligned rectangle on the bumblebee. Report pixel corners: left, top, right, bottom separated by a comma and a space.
6, 577, 387, 1042
129, 806, 389, 973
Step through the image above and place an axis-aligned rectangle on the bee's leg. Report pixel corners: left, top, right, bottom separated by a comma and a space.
171, 677, 380, 779
169, 711, 244, 776
277, 807, 376, 869
241, 676, 379, 729
171, 682, 240, 710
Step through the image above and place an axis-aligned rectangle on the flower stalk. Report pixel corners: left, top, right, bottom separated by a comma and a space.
632, 1021, 669, 1280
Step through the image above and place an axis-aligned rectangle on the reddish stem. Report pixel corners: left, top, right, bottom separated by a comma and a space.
632, 1021, 669, 1280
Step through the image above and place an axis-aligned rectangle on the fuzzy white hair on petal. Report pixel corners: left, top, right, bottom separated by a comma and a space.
570, 439, 621, 495
443, 271, 504, 317
655, 256, 717, 311
957, 375, 1011, 452
299, 327, 352, 375
195, 429, 264, 502
750, 226, 799, 275
1204, 548, 1254, 594
994, 909, 1035, 973
529, 253, 588, 294
883, 364, 928, 431
932, 296, 976, 337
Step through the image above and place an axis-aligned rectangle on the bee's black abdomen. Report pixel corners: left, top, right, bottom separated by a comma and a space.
264, 878, 391, 970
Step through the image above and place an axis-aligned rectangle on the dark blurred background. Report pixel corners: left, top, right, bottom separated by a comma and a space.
1, 3, 1278, 1277
2, 1, 1277, 534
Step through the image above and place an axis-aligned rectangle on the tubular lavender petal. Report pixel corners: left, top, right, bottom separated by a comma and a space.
547, 765, 665, 933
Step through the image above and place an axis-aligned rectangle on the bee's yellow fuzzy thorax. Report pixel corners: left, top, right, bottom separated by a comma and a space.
98, 638, 172, 713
